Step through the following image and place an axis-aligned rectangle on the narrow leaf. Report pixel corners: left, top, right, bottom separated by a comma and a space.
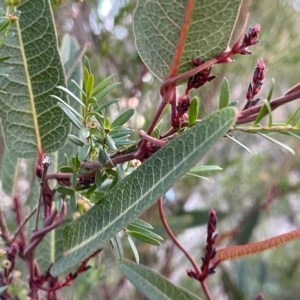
225, 134, 251, 154
127, 230, 161, 246
92, 74, 116, 96
219, 77, 230, 109
111, 108, 135, 128
258, 133, 295, 155
50, 108, 236, 275
78, 144, 91, 162
95, 82, 121, 101
189, 165, 222, 173
95, 98, 120, 112
117, 259, 201, 300
56, 186, 75, 196
57, 102, 83, 130
131, 219, 154, 230
126, 234, 139, 264
188, 97, 199, 127
0, 0, 70, 157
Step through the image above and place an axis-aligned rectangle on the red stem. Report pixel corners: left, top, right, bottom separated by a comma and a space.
157, 198, 201, 275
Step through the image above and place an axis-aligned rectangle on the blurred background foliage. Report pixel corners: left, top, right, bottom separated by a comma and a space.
2, 0, 300, 299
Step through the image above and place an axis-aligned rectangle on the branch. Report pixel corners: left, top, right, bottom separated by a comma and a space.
0, 206, 12, 246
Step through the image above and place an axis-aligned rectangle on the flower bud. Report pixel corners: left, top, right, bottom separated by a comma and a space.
5, 0, 21, 6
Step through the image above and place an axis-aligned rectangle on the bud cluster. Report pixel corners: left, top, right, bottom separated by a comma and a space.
243, 58, 266, 110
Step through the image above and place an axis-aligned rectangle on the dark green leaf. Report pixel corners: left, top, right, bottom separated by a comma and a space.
131, 219, 153, 230
69, 194, 77, 211
98, 149, 108, 165
92, 74, 116, 96
95, 169, 102, 190
59, 166, 74, 173
95, 98, 120, 112
57, 186, 75, 196
106, 134, 117, 151
70, 172, 78, 189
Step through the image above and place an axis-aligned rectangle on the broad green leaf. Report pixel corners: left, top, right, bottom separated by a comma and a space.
134, 0, 241, 82
50, 108, 236, 276
0, 0, 70, 158
0, 148, 19, 196
219, 77, 230, 109
117, 259, 201, 300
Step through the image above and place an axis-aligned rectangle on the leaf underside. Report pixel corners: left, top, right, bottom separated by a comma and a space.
134, 0, 241, 82
51, 108, 236, 276
0, 0, 69, 158
117, 259, 202, 300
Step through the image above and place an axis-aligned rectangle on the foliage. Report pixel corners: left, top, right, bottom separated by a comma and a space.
0, 1, 300, 300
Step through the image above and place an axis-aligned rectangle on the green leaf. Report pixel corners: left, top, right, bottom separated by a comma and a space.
59, 166, 74, 173
258, 133, 295, 155
225, 134, 251, 154
69, 194, 77, 211
0, 148, 19, 196
50, 108, 235, 276
92, 74, 116, 96
189, 165, 222, 173
98, 149, 108, 165
219, 77, 230, 109
95, 82, 121, 101
188, 96, 199, 127
56, 186, 75, 196
228, 100, 239, 107
0, 0, 70, 158
127, 230, 161, 246
95, 98, 120, 112
95, 169, 102, 190
126, 234, 139, 264
70, 172, 77, 189
111, 108, 135, 128
126, 225, 164, 241
68, 134, 85, 147
57, 85, 85, 107
78, 144, 91, 162
115, 233, 124, 260
131, 219, 153, 230
106, 134, 117, 151
117, 259, 201, 300
56, 102, 83, 130
134, 0, 241, 82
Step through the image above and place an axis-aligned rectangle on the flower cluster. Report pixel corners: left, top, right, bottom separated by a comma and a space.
243, 58, 266, 110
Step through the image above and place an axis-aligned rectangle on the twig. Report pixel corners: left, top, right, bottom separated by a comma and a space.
12, 206, 37, 242
35, 155, 51, 232
157, 198, 201, 276
0, 206, 12, 246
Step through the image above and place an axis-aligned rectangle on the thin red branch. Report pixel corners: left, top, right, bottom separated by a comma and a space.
157, 198, 201, 276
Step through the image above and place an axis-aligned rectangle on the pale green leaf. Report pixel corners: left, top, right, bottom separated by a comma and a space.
50, 108, 235, 276
126, 234, 139, 264
117, 259, 201, 300
225, 134, 251, 154
0, 0, 70, 157
219, 77, 230, 109
134, 0, 241, 82
189, 165, 222, 173
258, 133, 295, 155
